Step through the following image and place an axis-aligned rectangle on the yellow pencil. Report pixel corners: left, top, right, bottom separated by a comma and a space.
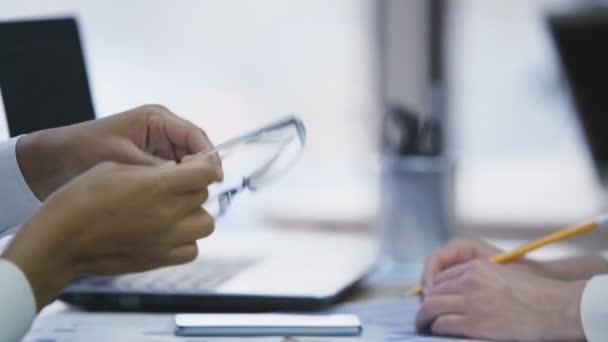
405, 213, 608, 297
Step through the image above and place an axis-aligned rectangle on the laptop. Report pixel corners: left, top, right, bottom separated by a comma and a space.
0, 17, 378, 312
0, 17, 95, 136
549, 7, 608, 184
60, 229, 377, 311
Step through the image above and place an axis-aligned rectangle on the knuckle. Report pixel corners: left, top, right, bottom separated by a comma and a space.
197, 188, 210, 205
199, 211, 215, 237
183, 244, 198, 263
189, 247, 199, 261
431, 316, 449, 335
417, 302, 432, 321
96, 160, 119, 171
201, 163, 222, 184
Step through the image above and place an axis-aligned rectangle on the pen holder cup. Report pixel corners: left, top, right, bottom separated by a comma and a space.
378, 155, 455, 268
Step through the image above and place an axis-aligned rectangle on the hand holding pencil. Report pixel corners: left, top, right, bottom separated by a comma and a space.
409, 213, 608, 297
411, 215, 608, 340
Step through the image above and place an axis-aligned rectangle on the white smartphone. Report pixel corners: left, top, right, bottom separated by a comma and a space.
174, 313, 362, 336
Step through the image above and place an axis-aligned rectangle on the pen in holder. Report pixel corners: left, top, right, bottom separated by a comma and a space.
378, 106, 454, 270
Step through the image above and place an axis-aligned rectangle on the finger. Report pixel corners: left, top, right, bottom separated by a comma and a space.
425, 273, 468, 297
175, 146, 189, 161
183, 123, 214, 154
166, 208, 215, 246
184, 187, 210, 207
120, 141, 167, 165
164, 243, 199, 265
158, 110, 214, 155
422, 240, 479, 287
430, 314, 469, 338
431, 260, 478, 287
82, 255, 159, 275
166, 187, 210, 217
423, 241, 468, 286
157, 160, 222, 193
181, 153, 223, 181
146, 113, 180, 160
415, 295, 465, 333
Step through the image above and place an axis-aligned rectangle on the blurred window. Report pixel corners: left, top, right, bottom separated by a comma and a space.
446, 0, 604, 227
0, 1, 381, 226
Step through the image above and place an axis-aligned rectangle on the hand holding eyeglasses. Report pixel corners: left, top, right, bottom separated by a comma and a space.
183, 116, 307, 219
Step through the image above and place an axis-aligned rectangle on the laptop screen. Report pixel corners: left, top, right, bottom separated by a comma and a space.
549, 9, 608, 182
0, 87, 8, 140
0, 17, 95, 137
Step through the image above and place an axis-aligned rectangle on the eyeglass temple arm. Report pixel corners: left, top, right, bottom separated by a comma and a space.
247, 141, 293, 191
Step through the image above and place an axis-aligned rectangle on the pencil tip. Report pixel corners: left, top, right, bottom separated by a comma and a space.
404, 287, 422, 297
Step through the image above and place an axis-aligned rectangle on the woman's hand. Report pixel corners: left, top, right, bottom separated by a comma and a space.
416, 259, 587, 341
2, 157, 221, 310
16, 104, 219, 200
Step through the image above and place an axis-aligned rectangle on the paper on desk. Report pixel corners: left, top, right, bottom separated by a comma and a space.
24, 299, 483, 341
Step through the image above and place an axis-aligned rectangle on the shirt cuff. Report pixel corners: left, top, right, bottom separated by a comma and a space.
0, 258, 36, 341
581, 275, 608, 342
0, 136, 42, 236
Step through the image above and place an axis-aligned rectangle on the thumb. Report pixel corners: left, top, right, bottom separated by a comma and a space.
120, 142, 168, 165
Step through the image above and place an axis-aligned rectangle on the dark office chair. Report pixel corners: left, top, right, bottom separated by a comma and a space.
0, 17, 95, 136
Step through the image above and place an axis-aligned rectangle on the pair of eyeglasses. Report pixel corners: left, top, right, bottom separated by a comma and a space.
198, 116, 306, 218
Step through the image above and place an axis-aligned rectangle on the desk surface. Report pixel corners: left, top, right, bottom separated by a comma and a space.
24, 264, 485, 341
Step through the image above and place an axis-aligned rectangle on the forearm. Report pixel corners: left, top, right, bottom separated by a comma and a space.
531, 256, 608, 281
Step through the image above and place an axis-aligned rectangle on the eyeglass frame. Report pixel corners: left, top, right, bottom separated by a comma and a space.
197, 115, 307, 218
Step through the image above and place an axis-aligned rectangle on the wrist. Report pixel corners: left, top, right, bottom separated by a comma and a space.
2, 212, 77, 311
519, 258, 552, 277
16, 128, 70, 200
556, 280, 587, 341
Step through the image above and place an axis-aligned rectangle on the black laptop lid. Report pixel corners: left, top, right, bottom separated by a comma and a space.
0, 17, 95, 137
549, 8, 608, 182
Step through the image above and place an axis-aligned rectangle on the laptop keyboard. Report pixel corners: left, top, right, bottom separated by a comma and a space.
68, 257, 256, 294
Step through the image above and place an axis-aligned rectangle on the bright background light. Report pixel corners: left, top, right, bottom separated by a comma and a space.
0, 0, 381, 227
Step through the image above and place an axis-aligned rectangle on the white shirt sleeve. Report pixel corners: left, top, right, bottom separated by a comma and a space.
0, 136, 43, 340
581, 274, 608, 341
0, 136, 42, 237
0, 258, 36, 342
